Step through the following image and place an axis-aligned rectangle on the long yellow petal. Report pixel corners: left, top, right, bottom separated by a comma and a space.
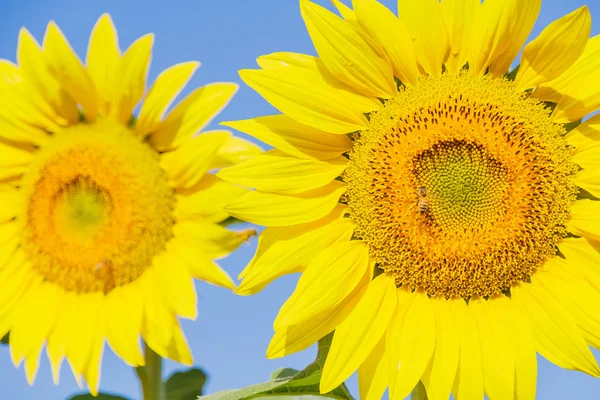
300, 0, 395, 98
111, 34, 154, 124
105, 282, 144, 367
332, 0, 356, 21
351, 0, 419, 85
470, 297, 515, 400
468, 0, 540, 75
538, 257, 600, 349
515, 6, 591, 91
572, 140, 600, 169
452, 298, 484, 400
136, 61, 200, 136
140, 269, 173, 356
358, 336, 388, 400
208, 135, 264, 170
0, 188, 22, 223
0, 141, 33, 181
225, 181, 346, 227
217, 149, 347, 194
574, 169, 600, 199
46, 290, 77, 384
565, 113, 600, 147
222, 115, 352, 160
82, 322, 105, 396
440, 0, 480, 72
421, 298, 460, 400
160, 131, 230, 189
512, 280, 600, 377
535, 36, 600, 123
173, 220, 255, 260
321, 273, 396, 393
150, 83, 238, 151
166, 239, 236, 290
274, 240, 369, 329
164, 317, 193, 366
267, 275, 368, 358
86, 14, 120, 117
65, 293, 104, 378
174, 174, 248, 224
568, 199, 600, 241
559, 237, 600, 293
236, 206, 351, 295
397, 0, 449, 77
256, 52, 380, 110
387, 291, 436, 400
17, 28, 78, 124
153, 251, 197, 320
239, 67, 369, 135
42, 22, 98, 121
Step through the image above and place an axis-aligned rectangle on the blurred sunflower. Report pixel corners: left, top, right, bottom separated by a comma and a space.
0, 13, 259, 394
219, 1, 600, 399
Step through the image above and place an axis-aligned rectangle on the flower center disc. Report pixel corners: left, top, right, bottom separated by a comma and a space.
345, 72, 577, 299
21, 120, 175, 293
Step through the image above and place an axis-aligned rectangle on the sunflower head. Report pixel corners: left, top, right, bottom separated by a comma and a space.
0, 13, 260, 394
220, 1, 600, 399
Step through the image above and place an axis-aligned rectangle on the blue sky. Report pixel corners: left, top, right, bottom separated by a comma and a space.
1, 0, 600, 399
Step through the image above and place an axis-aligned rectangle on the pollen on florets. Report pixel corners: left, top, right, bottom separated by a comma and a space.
345, 71, 578, 299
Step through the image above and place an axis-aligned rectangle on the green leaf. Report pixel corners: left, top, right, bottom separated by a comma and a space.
1, 332, 8, 345
166, 368, 208, 400
198, 333, 353, 400
68, 394, 129, 400
505, 65, 520, 81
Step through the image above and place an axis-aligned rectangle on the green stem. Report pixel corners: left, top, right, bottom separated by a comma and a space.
410, 381, 428, 400
135, 343, 165, 400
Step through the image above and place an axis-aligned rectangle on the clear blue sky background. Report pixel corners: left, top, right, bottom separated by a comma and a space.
1, 0, 600, 399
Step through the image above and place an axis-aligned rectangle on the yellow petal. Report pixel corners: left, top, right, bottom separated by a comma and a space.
397, 0, 449, 77
111, 34, 154, 124
537, 258, 600, 349
140, 269, 173, 355
86, 14, 120, 117
0, 141, 33, 181
256, 52, 381, 110
82, 325, 105, 396
161, 131, 231, 189
150, 82, 238, 151
421, 298, 460, 400
515, 6, 591, 91
300, 0, 395, 98
468, 0, 540, 75
321, 273, 397, 393
486, 0, 541, 76
470, 297, 515, 400
42, 21, 98, 121
10, 282, 61, 367
153, 251, 197, 320
23, 345, 43, 386
208, 135, 264, 169
565, 113, 600, 148
166, 239, 236, 290
352, 0, 419, 85
105, 282, 144, 367
0, 188, 22, 223
267, 275, 368, 358
274, 240, 369, 329
440, 0, 480, 72
225, 181, 346, 227
535, 36, 600, 123
222, 115, 352, 160
236, 205, 352, 295
358, 336, 388, 400
559, 237, 600, 293
17, 28, 78, 124
46, 290, 77, 384
512, 280, 600, 377
568, 199, 600, 241
452, 298, 484, 400
574, 169, 600, 199
332, 0, 355, 20
239, 67, 369, 134
387, 291, 436, 400
136, 61, 201, 136
173, 220, 255, 260
164, 317, 193, 366
571, 139, 600, 169
174, 174, 248, 224
0, 61, 55, 143
218, 149, 347, 194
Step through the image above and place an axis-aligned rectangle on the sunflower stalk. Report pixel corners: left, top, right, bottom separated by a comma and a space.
410, 381, 428, 400
136, 344, 165, 400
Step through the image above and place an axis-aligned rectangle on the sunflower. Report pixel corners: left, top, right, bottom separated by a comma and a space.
219, 1, 600, 399
0, 14, 259, 394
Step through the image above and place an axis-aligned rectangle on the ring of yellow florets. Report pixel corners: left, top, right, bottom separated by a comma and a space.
345, 72, 578, 299
20, 120, 175, 293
